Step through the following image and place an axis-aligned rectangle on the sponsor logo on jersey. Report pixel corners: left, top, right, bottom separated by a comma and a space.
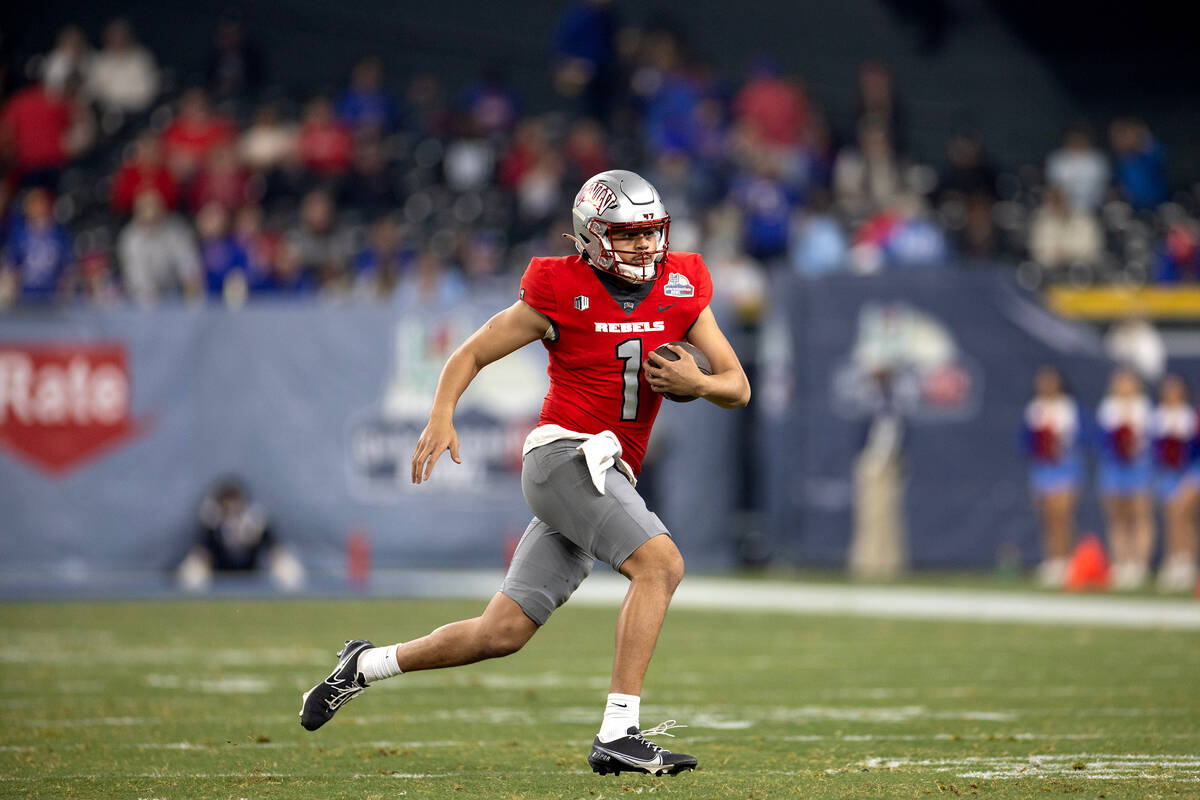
594, 321, 666, 333
0, 343, 148, 475
577, 180, 619, 217
663, 273, 695, 298
574, 295, 589, 311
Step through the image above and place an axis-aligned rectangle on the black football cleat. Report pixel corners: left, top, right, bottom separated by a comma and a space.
588, 721, 698, 776
299, 639, 373, 731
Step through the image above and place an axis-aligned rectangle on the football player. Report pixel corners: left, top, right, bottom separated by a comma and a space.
300, 170, 750, 776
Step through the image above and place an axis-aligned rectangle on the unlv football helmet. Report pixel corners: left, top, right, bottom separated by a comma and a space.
567, 170, 671, 282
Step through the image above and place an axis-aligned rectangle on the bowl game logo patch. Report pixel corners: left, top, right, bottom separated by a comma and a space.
664, 273, 695, 298
829, 302, 982, 422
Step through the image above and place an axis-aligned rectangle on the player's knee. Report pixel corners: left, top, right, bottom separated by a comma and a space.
643, 549, 685, 592
625, 539, 685, 591
663, 549, 685, 591
477, 619, 531, 659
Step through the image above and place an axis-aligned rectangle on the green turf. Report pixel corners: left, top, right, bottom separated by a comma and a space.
2, 597, 1198, 799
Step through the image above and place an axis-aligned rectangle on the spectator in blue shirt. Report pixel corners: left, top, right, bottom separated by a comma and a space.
196, 202, 260, 302
551, 0, 618, 119
729, 156, 801, 264
1110, 118, 1167, 210
1154, 222, 1200, 283
336, 56, 398, 135
258, 238, 317, 296
0, 188, 71, 303
790, 190, 847, 277
460, 65, 519, 137
353, 216, 412, 299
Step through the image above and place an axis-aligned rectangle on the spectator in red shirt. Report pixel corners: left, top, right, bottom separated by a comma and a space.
563, 118, 608, 183
188, 143, 250, 212
161, 88, 237, 180
111, 132, 180, 214
296, 96, 353, 179
0, 78, 76, 189
733, 58, 811, 151
497, 119, 550, 191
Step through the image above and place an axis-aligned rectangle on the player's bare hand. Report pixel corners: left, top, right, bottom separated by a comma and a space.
644, 344, 706, 398
411, 419, 461, 484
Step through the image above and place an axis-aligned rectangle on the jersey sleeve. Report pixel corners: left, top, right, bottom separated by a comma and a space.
519, 257, 558, 318
691, 255, 714, 310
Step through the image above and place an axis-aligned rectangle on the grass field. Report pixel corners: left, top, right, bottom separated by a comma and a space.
2, 594, 1199, 799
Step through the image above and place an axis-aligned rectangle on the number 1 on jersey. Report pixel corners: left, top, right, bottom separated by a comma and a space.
615, 338, 642, 421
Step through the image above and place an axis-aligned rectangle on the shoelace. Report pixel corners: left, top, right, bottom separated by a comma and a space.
323, 678, 365, 711
630, 719, 687, 751
640, 720, 687, 738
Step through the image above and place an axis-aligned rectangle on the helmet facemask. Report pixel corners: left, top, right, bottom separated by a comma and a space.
587, 218, 671, 283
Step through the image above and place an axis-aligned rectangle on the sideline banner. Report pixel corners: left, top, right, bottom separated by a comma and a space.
0, 295, 741, 579
759, 268, 1192, 568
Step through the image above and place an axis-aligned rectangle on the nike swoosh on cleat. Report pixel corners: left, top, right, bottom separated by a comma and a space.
593, 745, 664, 769
657, 303, 676, 312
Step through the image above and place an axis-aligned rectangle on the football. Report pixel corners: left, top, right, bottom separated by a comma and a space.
652, 341, 712, 403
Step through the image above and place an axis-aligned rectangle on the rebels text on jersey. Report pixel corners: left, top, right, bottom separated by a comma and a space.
519, 252, 713, 475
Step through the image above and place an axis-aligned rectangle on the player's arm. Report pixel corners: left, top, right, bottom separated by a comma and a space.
411, 300, 552, 483
644, 306, 751, 409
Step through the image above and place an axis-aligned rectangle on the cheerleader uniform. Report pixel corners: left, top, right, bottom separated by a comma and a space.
1023, 395, 1082, 495
1096, 394, 1153, 496
1151, 403, 1200, 501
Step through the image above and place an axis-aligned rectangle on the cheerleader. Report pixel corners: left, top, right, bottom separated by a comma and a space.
1151, 374, 1199, 592
1096, 366, 1155, 589
1023, 365, 1081, 588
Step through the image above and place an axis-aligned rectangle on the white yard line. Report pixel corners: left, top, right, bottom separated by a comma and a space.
569, 574, 1200, 630
4, 570, 1197, 629
857, 753, 1200, 781
322, 569, 1200, 629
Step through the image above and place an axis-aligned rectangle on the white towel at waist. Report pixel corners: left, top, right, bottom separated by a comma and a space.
522, 424, 637, 494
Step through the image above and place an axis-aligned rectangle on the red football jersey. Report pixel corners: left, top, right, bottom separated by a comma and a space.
519, 252, 714, 474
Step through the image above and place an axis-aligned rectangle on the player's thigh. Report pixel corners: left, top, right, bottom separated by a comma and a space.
500, 516, 595, 626
522, 440, 668, 571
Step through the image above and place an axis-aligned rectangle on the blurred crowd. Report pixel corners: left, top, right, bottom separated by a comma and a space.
2, 7, 1199, 310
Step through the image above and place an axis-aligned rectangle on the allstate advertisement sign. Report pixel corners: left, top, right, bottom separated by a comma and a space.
345, 313, 548, 501
0, 342, 148, 475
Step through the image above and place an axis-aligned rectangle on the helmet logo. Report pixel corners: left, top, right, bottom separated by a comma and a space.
577, 180, 619, 216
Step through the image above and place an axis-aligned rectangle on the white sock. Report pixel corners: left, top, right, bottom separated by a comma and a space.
356, 644, 403, 684
598, 693, 640, 742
